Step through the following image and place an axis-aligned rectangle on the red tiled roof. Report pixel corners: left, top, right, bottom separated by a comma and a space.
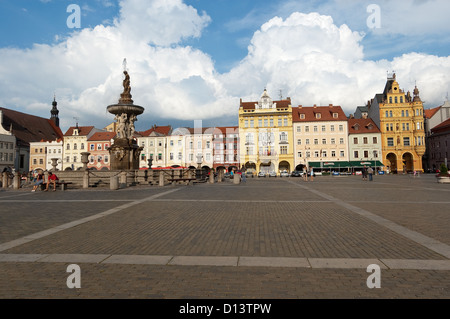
88, 132, 116, 141
240, 99, 291, 110
139, 125, 172, 137
64, 126, 95, 136
348, 118, 380, 134
292, 105, 347, 122
431, 117, 450, 133
424, 106, 441, 119
0, 107, 64, 146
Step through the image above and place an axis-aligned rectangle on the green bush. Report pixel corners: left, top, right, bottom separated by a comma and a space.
439, 163, 448, 176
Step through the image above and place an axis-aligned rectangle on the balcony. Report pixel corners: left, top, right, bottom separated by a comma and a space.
258, 151, 277, 163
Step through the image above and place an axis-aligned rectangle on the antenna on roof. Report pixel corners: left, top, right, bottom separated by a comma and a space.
73, 117, 79, 128
279, 89, 283, 100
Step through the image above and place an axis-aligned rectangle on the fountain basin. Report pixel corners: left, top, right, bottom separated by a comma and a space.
107, 103, 144, 116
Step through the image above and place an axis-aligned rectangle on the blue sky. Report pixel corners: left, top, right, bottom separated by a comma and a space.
0, 0, 449, 132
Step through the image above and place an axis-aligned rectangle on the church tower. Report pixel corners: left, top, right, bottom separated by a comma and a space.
50, 96, 60, 127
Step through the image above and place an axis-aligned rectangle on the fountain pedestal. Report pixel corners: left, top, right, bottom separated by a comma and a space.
107, 67, 144, 171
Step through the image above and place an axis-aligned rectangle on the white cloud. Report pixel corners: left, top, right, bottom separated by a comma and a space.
0, 1, 449, 133
222, 11, 450, 113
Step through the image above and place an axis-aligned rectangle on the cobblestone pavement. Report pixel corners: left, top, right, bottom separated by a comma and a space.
0, 174, 449, 299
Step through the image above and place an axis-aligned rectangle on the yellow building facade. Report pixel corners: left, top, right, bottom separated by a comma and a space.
368, 74, 426, 173
239, 90, 294, 175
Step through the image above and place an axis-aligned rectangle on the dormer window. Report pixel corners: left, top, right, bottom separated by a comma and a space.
315, 113, 321, 119
333, 113, 338, 118
300, 114, 305, 119
353, 124, 360, 131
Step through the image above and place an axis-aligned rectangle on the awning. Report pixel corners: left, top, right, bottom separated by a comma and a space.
306, 160, 384, 168
307, 161, 351, 168
348, 161, 384, 167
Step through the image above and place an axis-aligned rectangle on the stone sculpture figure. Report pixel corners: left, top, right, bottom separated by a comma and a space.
116, 113, 128, 139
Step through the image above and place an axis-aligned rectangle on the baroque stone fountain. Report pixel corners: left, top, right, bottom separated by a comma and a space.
107, 60, 144, 170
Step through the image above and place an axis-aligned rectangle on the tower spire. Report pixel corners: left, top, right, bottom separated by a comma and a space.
50, 94, 60, 127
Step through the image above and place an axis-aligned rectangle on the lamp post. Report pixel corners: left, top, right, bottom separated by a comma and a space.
196, 155, 203, 179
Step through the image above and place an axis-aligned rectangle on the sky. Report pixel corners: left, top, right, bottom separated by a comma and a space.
0, 0, 449, 133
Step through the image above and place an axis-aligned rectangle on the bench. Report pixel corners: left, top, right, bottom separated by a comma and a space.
168, 178, 196, 185
56, 181, 73, 191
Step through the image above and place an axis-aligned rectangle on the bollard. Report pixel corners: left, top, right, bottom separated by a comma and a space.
83, 170, 89, 189
159, 170, 165, 187
110, 176, 119, 190
233, 173, 241, 184
2, 172, 8, 189
13, 172, 20, 190
120, 171, 127, 188
217, 169, 223, 183
209, 171, 214, 184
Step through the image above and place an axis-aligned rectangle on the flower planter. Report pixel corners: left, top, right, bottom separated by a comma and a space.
437, 176, 450, 184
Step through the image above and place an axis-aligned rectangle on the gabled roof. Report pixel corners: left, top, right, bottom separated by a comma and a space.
431, 117, 450, 133
348, 118, 380, 134
64, 126, 95, 136
424, 106, 441, 119
0, 107, 63, 147
139, 125, 172, 137
88, 131, 116, 141
292, 105, 347, 122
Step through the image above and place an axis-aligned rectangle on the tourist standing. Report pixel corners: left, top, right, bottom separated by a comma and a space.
362, 165, 368, 181
368, 166, 374, 181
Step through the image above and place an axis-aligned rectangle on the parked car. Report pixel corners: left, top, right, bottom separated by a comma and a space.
268, 171, 277, 177
280, 170, 290, 177
258, 171, 266, 178
245, 171, 254, 178
291, 170, 301, 177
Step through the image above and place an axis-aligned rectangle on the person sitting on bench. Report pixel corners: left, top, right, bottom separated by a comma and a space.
45, 172, 59, 192
31, 172, 44, 192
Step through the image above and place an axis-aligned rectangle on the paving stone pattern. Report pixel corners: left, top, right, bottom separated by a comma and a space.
0, 174, 449, 298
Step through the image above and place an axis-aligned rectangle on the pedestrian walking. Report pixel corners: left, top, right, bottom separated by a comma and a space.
303, 166, 307, 181
309, 167, 314, 182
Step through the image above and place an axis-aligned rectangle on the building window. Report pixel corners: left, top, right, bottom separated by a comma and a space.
278, 118, 282, 127
373, 137, 377, 144
387, 138, 394, 147
363, 137, 368, 144
331, 151, 336, 157
340, 150, 345, 157
296, 126, 301, 133
314, 151, 319, 158
284, 118, 288, 126
333, 113, 338, 118
322, 150, 327, 157
354, 151, 359, 158
314, 126, 318, 132
280, 146, 288, 155
73, 156, 77, 163
178, 152, 182, 160
300, 114, 305, 119
316, 113, 321, 119
305, 139, 310, 145
297, 152, 302, 158
339, 138, 344, 144
339, 125, 343, 132
305, 126, 309, 132
270, 118, 274, 127
330, 125, 335, 132
74, 143, 78, 150
66, 144, 70, 150
97, 156, 102, 163
97, 144, 102, 150
403, 137, 410, 146
105, 156, 109, 163
81, 143, 84, 150
206, 141, 210, 149
264, 119, 268, 127
322, 139, 326, 145
314, 139, 318, 145
321, 125, 326, 132
170, 153, 174, 160
297, 139, 302, 145
364, 150, 369, 158
258, 119, 262, 127
90, 156, 95, 164
373, 150, 378, 158
244, 120, 248, 128
158, 153, 162, 160
353, 137, 358, 144
331, 138, 335, 144
90, 144, 95, 151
